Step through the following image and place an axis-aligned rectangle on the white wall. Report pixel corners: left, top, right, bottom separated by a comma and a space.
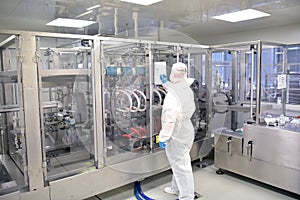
196, 23, 300, 45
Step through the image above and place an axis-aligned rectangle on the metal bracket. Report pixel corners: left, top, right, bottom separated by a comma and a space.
250, 44, 257, 51
16, 50, 23, 63
33, 51, 41, 63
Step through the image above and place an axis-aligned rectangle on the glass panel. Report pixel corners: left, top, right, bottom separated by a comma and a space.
211, 42, 300, 132
38, 36, 95, 181
150, 44, 208, 148
102, 40, 150, 164
211, 45, 256, 131
212, 52, 233, 91
211, 50, 235, 130
261, 46, 284, 103
287, 45, 300, 105
151, 43, 177, 151
259, 43, 300, 131
181, 47, 208, 140
0, 34, 27, 194
258, 44, 285, 121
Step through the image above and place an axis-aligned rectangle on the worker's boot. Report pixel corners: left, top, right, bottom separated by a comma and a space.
175, 192, 201, 199
164, 187, 179, 195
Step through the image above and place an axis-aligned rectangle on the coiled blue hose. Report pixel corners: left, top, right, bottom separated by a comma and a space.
134, 181, 155, 200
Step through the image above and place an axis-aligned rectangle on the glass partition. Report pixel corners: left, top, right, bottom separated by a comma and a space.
150, 44, 208, 148
181, 46, 208, 140
0, 33, 26, 194
259, 43, 300, 130
211, 41, 300, 131
151, 43, 177, 151
260, 44, 284, 103
37, 36, 95, 181
287, 44, 300, 105
211, 43, 257, 131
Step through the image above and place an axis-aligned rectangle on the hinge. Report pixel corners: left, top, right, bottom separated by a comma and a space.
33, 51, 41, 63
16, 51, 23, 63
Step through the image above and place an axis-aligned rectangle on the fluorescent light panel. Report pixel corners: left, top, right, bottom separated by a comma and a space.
212, 9, 270, 22
75, 10, 93, 18
46, 18, 96, 28
288, 47, 300, 50
0, 35, 16, 47
120, 0, 162, 6
87, 4, 101, 10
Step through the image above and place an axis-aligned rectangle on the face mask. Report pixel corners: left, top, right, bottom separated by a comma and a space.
169, 71, 176, 83
169, 70, 186, 83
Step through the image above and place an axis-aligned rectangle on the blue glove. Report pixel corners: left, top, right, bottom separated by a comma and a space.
160, 74, 167, 84
159, 141, 166, 149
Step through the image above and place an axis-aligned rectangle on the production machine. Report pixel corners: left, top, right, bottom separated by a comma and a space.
102, 40, 211, 165
0, 30, 210, 200
212, 41, 300, 195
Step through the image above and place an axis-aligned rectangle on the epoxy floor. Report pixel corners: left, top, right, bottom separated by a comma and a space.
86, 162, 299, 200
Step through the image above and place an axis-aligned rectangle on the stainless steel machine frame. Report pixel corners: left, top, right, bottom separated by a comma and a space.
0, 30, 209, 200
213, 41, 300, 195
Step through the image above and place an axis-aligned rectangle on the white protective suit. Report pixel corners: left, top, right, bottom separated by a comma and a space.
158, 63, 196, 200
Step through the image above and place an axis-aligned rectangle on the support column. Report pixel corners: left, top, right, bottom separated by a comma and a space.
20, 32, 44, 190
93, 39, 104, 168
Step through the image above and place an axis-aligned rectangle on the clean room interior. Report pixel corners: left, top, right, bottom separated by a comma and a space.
0, 0, 300, 200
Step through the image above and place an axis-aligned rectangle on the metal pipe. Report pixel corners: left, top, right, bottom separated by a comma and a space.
255, 41, 262, 124
282, 46, 288, 115
187, 53, 191, 77
148, 43, 153, 151
240, 51, 246, 102
231, 51, 238, 130
187, 53, 195, 77
133, 12, 138, 38
176, 45, 179, 62
97, 15, 102, 35
114, 8, 118, 36
158, 20, 164, 41
206, 49, 212, 136
250, 47, 255, 120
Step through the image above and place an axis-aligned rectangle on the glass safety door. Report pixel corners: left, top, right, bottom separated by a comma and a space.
0, 33, 27, 195
37, 35, 96, 181
101, 39, 151, 165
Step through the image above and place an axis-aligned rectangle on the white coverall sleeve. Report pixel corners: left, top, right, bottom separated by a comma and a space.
158, 92, 179, 142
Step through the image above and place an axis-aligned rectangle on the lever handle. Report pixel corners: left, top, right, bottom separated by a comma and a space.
227, 137, 232, 156
246, 140, 253, 161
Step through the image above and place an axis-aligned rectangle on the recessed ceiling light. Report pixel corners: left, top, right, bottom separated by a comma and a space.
120, 0, 163, 6
46, 18, 96, 28
212, 9, 270, 22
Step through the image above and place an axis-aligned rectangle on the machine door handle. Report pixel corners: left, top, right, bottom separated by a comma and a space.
227, 137, 232, 156
246, 140, 253, 161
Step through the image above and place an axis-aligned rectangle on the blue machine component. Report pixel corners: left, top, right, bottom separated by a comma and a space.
121, 67, 133, 75
106, 66, 119, 76
136, 66, 146, 76
105, 66, 145, 76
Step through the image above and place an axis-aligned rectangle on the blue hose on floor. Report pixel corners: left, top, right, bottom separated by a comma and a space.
134, 184, 144, 200
134, 181, 155, 200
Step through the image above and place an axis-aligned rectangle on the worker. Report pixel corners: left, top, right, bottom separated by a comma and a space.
159, 62, 196, 200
